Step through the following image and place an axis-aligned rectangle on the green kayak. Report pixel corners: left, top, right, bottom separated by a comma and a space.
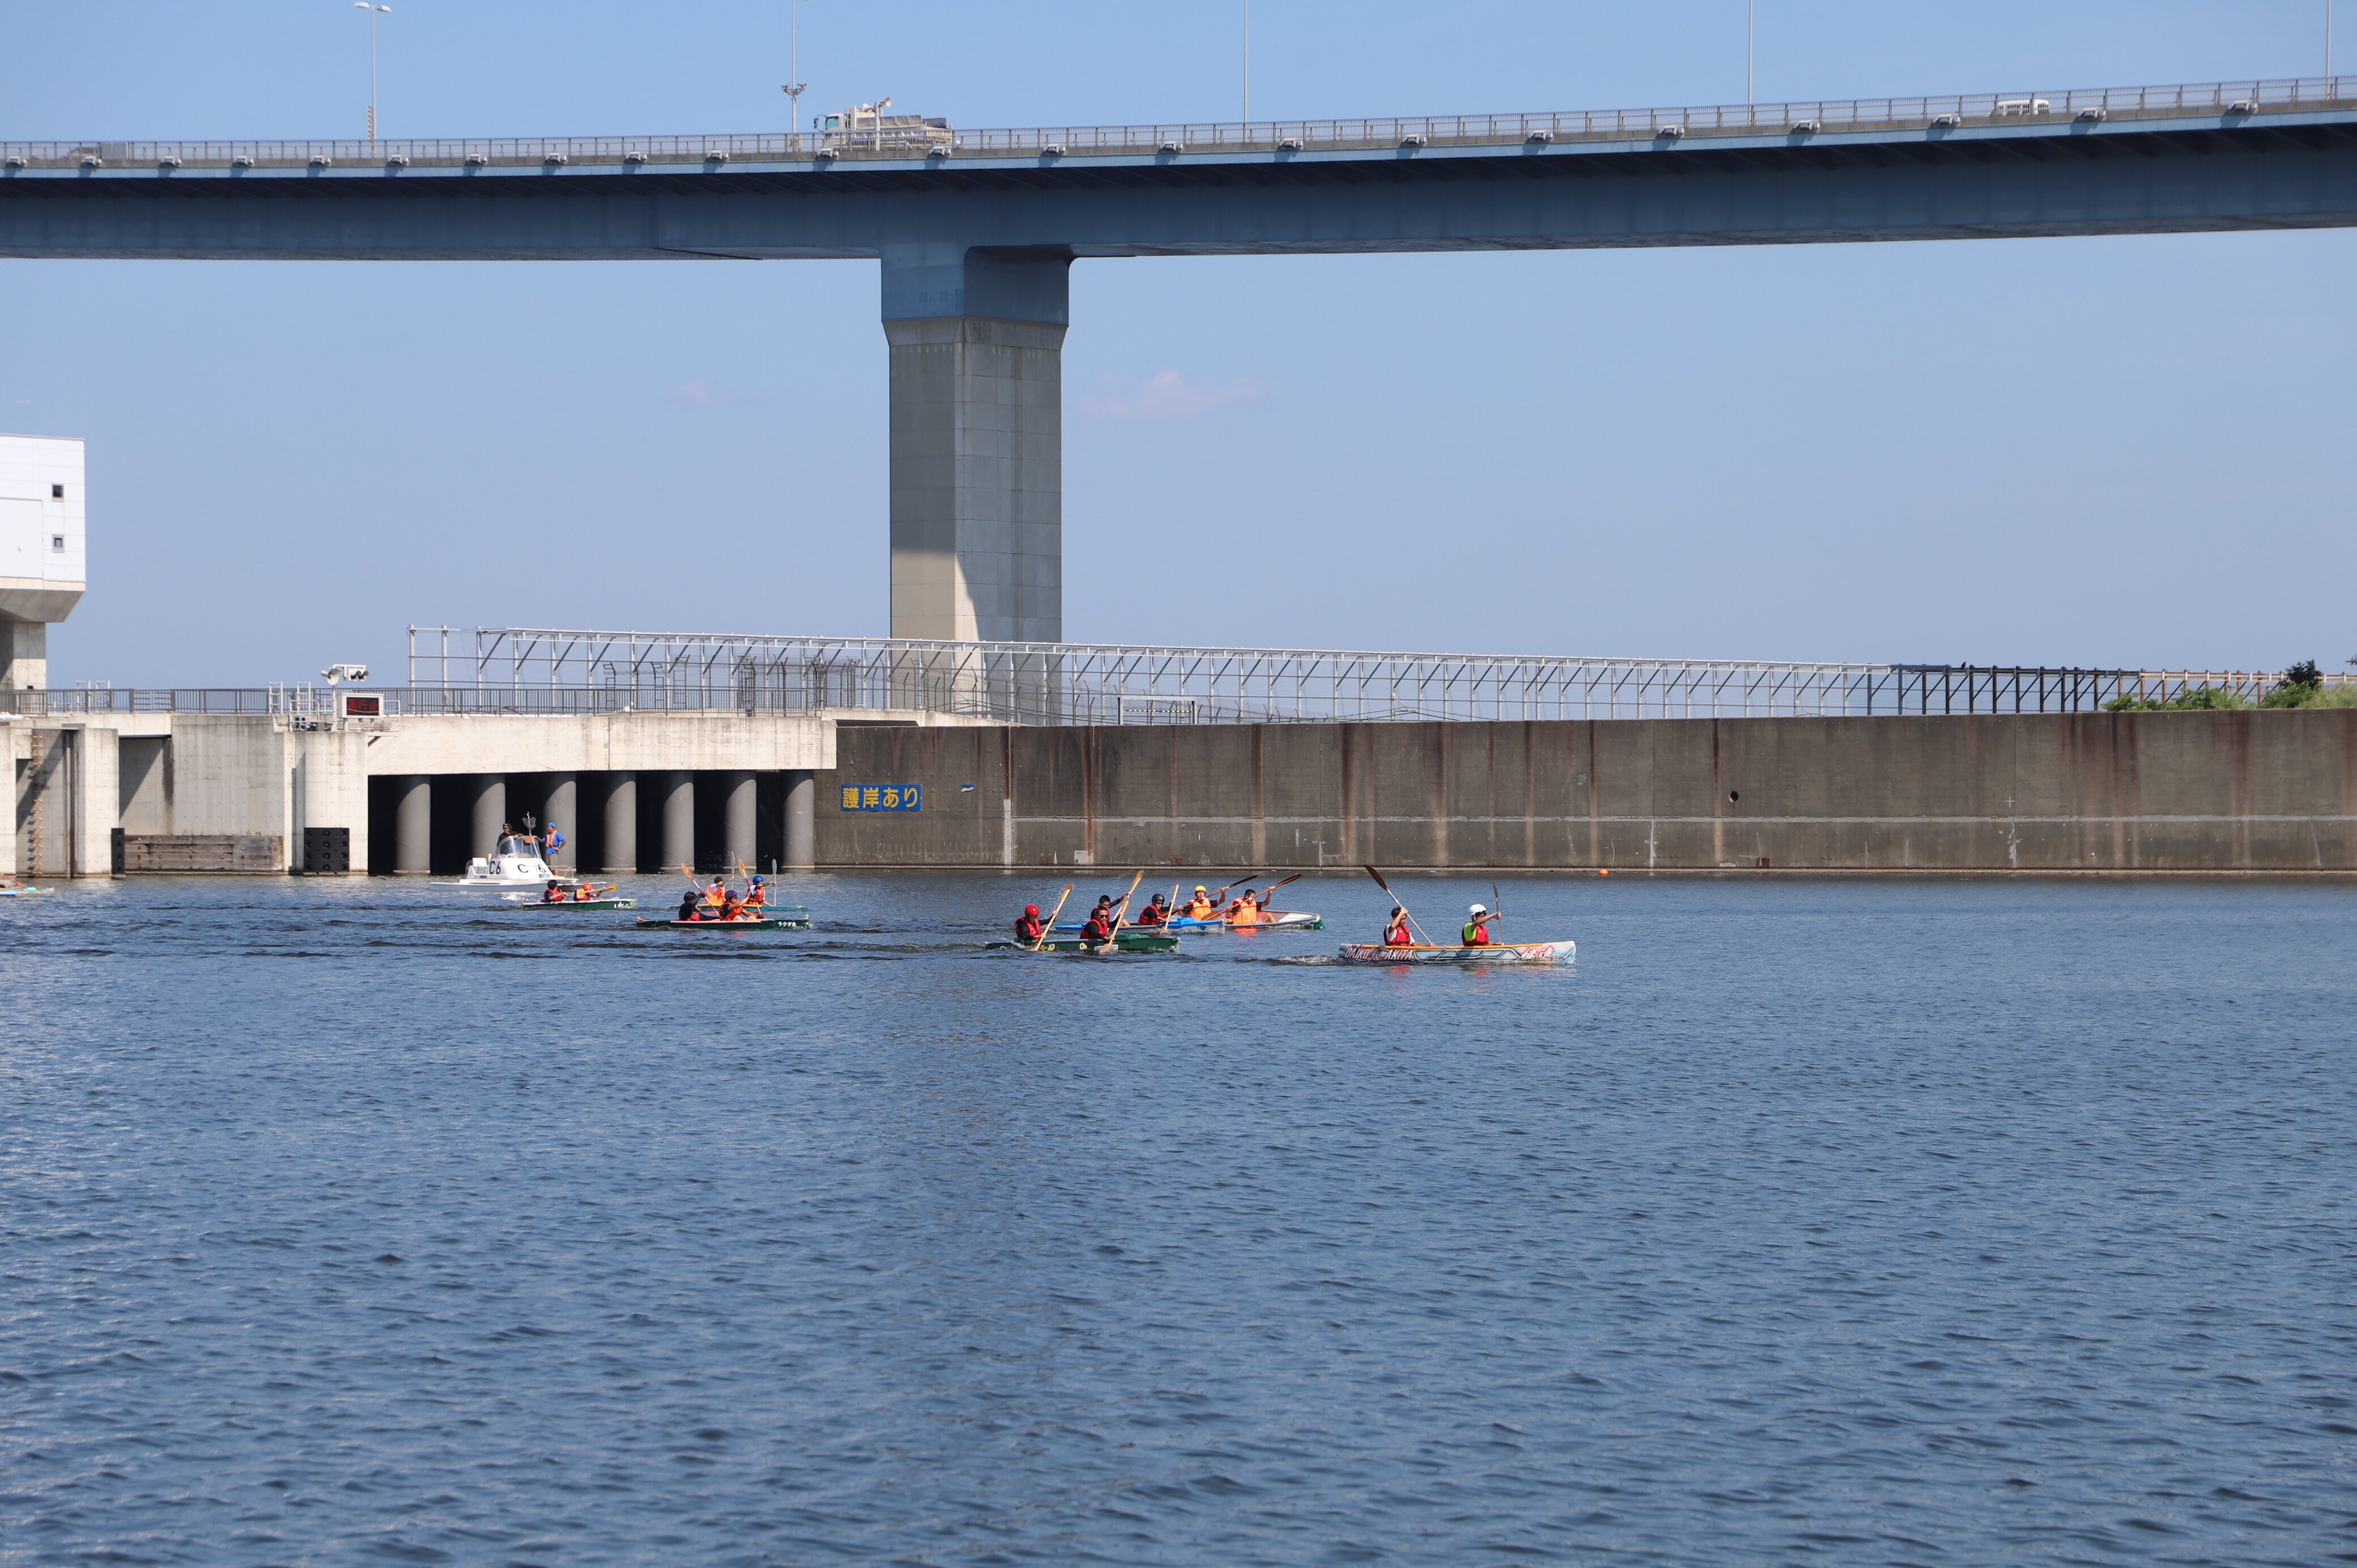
993, 931, 1180, 955
635, 914, 809, 932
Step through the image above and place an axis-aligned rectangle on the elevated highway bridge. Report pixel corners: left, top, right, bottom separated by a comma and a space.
6, 75, 2355, 642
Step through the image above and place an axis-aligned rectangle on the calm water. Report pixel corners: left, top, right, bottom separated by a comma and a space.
2, 872, 2352, 1566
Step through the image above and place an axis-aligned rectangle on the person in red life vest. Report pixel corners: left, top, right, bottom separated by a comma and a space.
1461, 902, 1494, 946
1384, 907, 1414, 947
1079, 901, 1116, 946
744, 875, 768, 910
1133, 894, 1169, 928
1014, 904, 1046, 944
542, 878, 567, 904
677, 888, 705, 922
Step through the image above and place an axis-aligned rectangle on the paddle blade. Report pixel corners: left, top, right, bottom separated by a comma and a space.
1363, 865, 1394, 896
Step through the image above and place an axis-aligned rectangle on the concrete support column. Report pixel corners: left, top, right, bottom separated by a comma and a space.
783, 769, 815, 870
719, 770, 756, 872
596, 770, 637, 875
469, 774, 505, 859
392, 776, 432, 874
0, 620, 46, 692
542, 772, 577, 872
882, 245, 1070, 642
658, 770, 695, 872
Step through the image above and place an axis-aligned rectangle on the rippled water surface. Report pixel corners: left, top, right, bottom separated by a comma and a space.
3, 872, 2354, 1566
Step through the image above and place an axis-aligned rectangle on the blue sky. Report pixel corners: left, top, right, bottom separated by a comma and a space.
3, 1, 2350, 684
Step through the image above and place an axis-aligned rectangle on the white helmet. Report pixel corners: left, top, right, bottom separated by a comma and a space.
1469, 902, 1487, 916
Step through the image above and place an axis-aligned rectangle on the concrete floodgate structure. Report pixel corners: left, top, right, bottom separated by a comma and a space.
14, 628, 2357, 879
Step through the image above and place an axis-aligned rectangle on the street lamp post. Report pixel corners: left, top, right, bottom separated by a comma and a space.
781, 0, 810, 133
1747, 0, 1756, 108
354, 2, 390, 142
1243, 0, 1252, 125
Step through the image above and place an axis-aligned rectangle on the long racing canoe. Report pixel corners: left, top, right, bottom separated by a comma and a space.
1337, 939, 1575, 966
1059, 910, 1322, 934
990, 931, 1180, 955
635, 911, 810, 932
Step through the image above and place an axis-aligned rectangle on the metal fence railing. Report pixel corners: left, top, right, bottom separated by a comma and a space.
7, 75, 2347, 172
2, 655, 2341, 724
390, 628, 2354, 724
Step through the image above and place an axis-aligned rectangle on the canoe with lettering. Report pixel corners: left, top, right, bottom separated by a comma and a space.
635, 911, 811, 932
1335, 940, 1576, 966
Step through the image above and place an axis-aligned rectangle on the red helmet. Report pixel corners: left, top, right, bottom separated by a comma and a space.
1024, 904, 1040, 917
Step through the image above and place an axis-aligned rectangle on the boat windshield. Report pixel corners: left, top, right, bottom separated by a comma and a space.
496, 836, 539, 858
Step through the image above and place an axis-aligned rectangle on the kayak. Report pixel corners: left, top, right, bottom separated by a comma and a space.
1059, 911, 1322, 934
635, 913, 810, 932
0, 886, 54, 897
1166, 910, 1323, 932
503, 897, 637, 911
1337, 940, 1576, 966
992, 931, 1180, 955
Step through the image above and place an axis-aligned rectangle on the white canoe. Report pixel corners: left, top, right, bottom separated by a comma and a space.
1337, 940, 1575, 966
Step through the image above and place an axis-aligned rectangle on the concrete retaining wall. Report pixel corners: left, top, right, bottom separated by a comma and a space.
816, 711, 2357, 873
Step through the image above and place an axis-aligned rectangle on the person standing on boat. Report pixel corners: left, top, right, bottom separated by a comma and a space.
543, 822, 564, 862
1461, 904, 1494, 946
1384, 907, 1414, 947
1014, 904, 1046, 944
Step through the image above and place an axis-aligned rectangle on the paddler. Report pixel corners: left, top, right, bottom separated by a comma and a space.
1384, 907, 1414, 947
702, 876, 728, 913
744, 875, 768, 910
572, 881, 600, 902
720, 888, 748, 921
1078, 901, 1116, 947
1227, 887, 1262, 926
1461, 902, 1494, 946
1133, 894, 1169, 928
1014, 903, 1046, 944
541, 878, 568, 904
676, 888, 705, 923
1184, 884, 1217, 919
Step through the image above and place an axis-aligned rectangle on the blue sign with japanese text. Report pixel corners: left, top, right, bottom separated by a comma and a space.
840, 783, 922, 812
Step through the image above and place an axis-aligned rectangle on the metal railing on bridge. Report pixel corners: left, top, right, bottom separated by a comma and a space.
394, 627, 2344, 724
6, 75, 2347, 173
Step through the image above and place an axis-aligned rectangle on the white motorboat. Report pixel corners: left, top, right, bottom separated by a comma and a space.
435, 834, 564, 889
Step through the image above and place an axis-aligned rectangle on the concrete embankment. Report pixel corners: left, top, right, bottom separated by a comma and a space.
816, 711, 2357, 873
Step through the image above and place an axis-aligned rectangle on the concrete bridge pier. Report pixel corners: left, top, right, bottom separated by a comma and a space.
542, 772, 577, 871
658, 770, 695, 872
783, 769, 815, 870
882, 245, 1070, 642
468, 774, 505, 859
391, 776, 431, 874
719, 770, 757, 872
592, 771, 636, 874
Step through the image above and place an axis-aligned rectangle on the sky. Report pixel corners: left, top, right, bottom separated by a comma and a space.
2, 0, 2350, 685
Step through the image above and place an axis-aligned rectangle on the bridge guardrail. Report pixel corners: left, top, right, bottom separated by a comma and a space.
6, 75, 2348, 172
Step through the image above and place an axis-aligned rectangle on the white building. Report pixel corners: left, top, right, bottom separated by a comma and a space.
0, 434, 87, 691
